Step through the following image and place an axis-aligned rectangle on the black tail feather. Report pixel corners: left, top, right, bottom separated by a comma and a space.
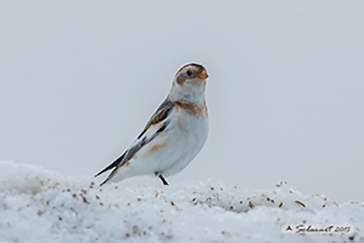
99, 166, 120, 186
94, 152, 126, 178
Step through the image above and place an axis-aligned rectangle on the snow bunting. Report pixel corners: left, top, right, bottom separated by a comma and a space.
95, 63, 209, 186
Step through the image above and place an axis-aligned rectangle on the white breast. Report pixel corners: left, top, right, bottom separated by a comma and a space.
161, 108, 208, 176
109, 106, 209, 182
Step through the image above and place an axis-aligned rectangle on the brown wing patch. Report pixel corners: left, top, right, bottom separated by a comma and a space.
137, 99, 174, 139
174, 100, 208, 119
141, 140, 169, 159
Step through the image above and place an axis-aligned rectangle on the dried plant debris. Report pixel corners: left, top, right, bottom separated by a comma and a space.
295, 200, 306, 208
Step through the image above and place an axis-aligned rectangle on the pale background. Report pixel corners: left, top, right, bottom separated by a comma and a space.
1, 1, 363, 202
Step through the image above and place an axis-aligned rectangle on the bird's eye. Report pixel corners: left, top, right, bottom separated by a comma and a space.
186, 70, 192, 76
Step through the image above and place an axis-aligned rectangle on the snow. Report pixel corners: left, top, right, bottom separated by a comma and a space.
0, 161, 363, 242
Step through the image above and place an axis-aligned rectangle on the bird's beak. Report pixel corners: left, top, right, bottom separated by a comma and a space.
198, 70, 209, 80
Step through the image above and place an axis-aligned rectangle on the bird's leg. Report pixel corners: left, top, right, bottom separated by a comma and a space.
155, 172, 169, 186
159, 175, 169, 186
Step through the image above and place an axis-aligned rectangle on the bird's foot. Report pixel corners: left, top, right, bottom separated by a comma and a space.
155, 172, 169, 186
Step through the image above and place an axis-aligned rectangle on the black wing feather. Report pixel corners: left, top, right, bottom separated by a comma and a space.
95, 99, 174, 186
137, 99, 174, 139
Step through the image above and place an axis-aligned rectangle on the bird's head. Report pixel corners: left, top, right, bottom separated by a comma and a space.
169, 63, 209, 102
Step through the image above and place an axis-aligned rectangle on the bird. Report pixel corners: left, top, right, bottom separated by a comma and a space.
95, 63, 209, 186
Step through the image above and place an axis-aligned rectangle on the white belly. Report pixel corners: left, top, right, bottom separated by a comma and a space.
162, 112, 208, 176
141, 109, 208, 176
109, 109, 208, 182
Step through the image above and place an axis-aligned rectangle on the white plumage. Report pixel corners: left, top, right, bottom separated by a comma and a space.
95, 63, 209, 186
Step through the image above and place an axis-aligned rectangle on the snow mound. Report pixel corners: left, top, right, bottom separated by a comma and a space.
0, 161, 363, 242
